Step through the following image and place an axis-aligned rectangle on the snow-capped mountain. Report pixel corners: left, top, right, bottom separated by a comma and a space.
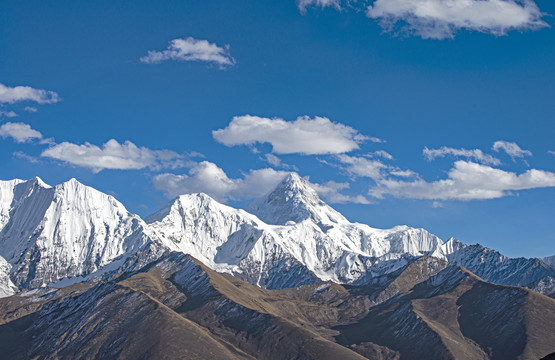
0, 177, 154, 290
149, 173, 555, 293
149, 174, 451, 288
0, 174, 553, 297
146, 192, 321, 289
444, 238, 555, 293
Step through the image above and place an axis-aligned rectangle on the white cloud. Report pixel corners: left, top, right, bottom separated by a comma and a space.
153, 161, 369, 204
336, 154, 388, 180
262, 153, 282, 167
432, 201, 443, 208
366, 0, 547, 39
298, 0, 341, 13
370, 150, 393, 160
310, 180, 371, 204
24, 106, 38, 113
549, 150, 555, 156
0, 83, 60, 104
0, 122, 43, 143
423, 146, 500, 165
370, 160, 555, 200
0, 110, 18, 118
153, 162, 290, 201
260, 153, 299, 170
389, 169, 417, 177
213, 115, 369, 155
492, 140, 532, 158
41, 139, 187, 173
140, 37, 235, 68
12, 151, 39, 163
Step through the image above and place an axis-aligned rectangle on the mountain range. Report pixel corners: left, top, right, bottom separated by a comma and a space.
0, 174, 554, 359
1, 174, 554, 296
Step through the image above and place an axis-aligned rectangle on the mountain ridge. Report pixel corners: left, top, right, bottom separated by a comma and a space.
0, 175, 553, 298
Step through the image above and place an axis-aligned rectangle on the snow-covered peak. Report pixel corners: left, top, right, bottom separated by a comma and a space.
146, 192, 248, 224
0, 177, 152, 289
245, 172, 348, 226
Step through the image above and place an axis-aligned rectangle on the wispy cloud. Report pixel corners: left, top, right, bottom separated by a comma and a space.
12, 151, 39, 163
336, 154, 388, 180
423, 146, 500, 165
0, 110, 18, 118
370, 160, 555, 201
140, 37, 236, 68
366, 0, 547, 39
492, 140, 532, 159
260, 153, 299, 170
41, 139, 187, 173
0, 122, 43, 143
0, 83, 60, 104
369, 150, 393, 160
213, 115, 371, 155
24, 106, 38, 113
310, 180, 371, 204
297, 0, 341, 13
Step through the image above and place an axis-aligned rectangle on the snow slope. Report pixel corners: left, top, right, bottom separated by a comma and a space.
0, 177, 155, 290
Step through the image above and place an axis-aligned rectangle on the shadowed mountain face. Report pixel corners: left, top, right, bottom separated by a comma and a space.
1, 254, 553, 360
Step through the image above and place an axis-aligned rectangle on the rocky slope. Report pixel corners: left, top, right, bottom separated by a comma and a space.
0, 253, 553, 360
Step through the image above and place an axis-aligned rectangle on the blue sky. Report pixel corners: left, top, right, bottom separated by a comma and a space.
1, 0, 554, 258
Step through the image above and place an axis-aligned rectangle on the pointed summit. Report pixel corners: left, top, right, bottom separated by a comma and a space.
245, 173, 347, 226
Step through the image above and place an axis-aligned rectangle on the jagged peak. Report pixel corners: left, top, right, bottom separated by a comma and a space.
245, 172, 347, 226
273, 172, 319, 199
29, 176, 51, 189
146, 192, 243, 224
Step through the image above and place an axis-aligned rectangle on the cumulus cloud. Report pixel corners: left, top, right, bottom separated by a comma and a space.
140, 37, 235, 68
366, 0, 547, 39
153, 162, 369, 204
0, 110, 18, 118
492, 140, 532, 158
297, 0, 341, 13
370, 160, 555, 200
0, 122, 43, 143
213, 115, 370, 155
41, 139, 187, 173
0, 83, 60, 104
153, 162, 290, 201
423, 146, 500, 165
